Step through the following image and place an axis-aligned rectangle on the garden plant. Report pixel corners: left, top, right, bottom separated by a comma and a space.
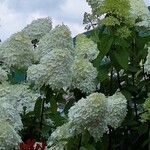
0, 0, 150, 149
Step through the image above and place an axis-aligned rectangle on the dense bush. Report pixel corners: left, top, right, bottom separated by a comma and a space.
0, 0, 150, 149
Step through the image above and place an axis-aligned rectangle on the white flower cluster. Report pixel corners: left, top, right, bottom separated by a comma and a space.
48, 123, 73, 149
0, 81, 40, 148
0, 67, 8, 82
26, 22, 98, 93
72, 58, 97, 93
35, 24, 74, 61
106, 92, 127, 128
75, 34, 99, 61
28, 25, 96, 93
0, 83, 25, 149
0, 121, 22, 150
28, 48, 73, 90
129, 0, 150, 27
47, 92, 127, 148
0, 102, 23, 131
0, 82, 40, 113
27, 64, 48, 88
68, 93, 108, 139
27, 25, 75, 90
22, 17, 52, 41
0, 32, 34, 69
144, 46, 150, 74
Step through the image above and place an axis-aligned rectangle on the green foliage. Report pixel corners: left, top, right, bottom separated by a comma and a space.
0, 1, 150, 149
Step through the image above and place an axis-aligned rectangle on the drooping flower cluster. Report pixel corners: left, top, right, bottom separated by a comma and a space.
47, 92, 127, 149
22, 17, 52, 41
144, 46, 150, 74
27, 64, 48, 89
75, 34, 99, 61
68, 92, 108, 139
0, 32, 34, 69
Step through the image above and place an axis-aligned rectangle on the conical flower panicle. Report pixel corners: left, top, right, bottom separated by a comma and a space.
47, 92, 127, 148
35, 24, 74, 60
75, 34, 99, 61
72, 58, 98, 94
22, 17, 52, 41
0, 32, 34, 69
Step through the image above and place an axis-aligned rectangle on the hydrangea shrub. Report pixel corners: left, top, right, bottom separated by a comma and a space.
0, 0, 149, 149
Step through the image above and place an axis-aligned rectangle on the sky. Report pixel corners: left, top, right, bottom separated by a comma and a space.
0, 0, 150, 41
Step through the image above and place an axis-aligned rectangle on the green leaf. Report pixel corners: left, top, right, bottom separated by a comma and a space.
93, 34, 113, 68
41, 125, 52, 137
114, 48, 129, 70
64, 98, 75, 115
99, 34, 114, 58
34, 98, 43, 120
97, 63, 111, 82
121, 90, 132, 101
50, 112, 66, 126
50, 95, 57, 113
81, 130, 90, 145
80, 145, 96, 150
114, 36, 129, 48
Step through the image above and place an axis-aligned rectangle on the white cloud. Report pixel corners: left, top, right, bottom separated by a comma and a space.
145, 0, 150, 6
0, 0, 90, 40
53, 0, 91, 37
0, 0, 149, 41
0, 1, 23, 40
60, 0, 90, 18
